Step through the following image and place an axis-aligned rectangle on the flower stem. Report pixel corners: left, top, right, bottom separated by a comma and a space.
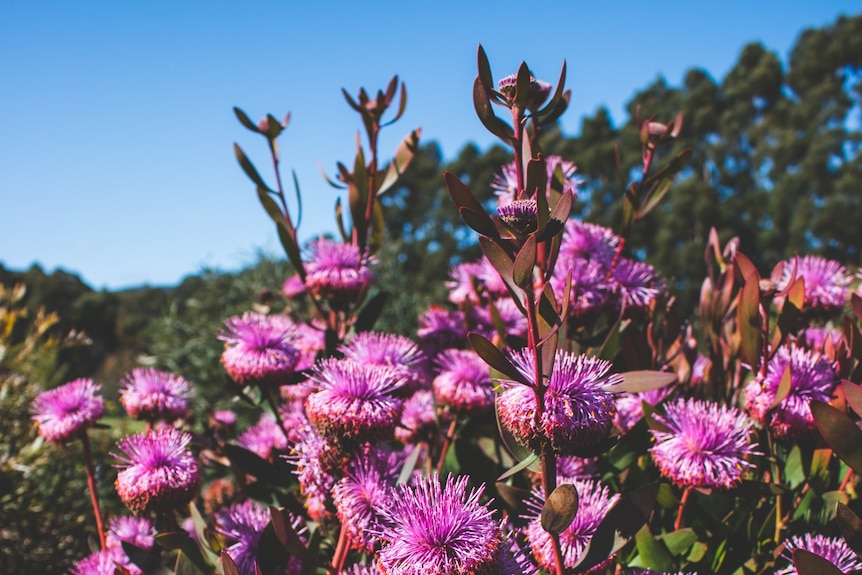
329, 523, 349, 575
436, 417, 458, 475
80, 431, 107, 549
675, 486, 693, 531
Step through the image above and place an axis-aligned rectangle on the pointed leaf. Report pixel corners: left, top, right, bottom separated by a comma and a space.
477, 45, 495, 97
468, 332, 530, 385
461, 207, 499, 238
541, 483, 579, 535
602, 370, 676, 393
513, 236, 537, 288
473, 76, 514, 143
341, 88, 362, 113
291, 169, 302, 228
811, 400, 862, 474
398, 441, 422, 484
222, 550, 241, 575
737, 268, 763, 373
233, 106, 261, 134
634, 525, 673, 572
792, 549, 844, 575
514, 61, 532, 110
234, 143, 269, 190
269, 507, 314, 563
770, 363, 793, 410
495, 481, 532, 514
843, 380, 862, 418
535, 60, 567, 118
379, 128, 421, 194
498, 453, 540, 482
318, 160, 347, 189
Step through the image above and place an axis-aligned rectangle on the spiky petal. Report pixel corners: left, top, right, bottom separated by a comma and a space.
31, 378, 104, 445
218, 312, 300, 388
119, 368, 191, 422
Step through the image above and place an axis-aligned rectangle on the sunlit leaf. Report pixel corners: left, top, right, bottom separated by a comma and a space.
811, 400, 862, 475
379, 128, 421, 194
602, 370, 676, 393
634, 525, 672, 572
513, 236, 536, 288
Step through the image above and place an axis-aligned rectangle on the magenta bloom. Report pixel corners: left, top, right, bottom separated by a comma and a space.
650, 398, 758, 489
776, 255, 852, 312
114, 428, 200, 515
237, 413, 288, 460
306, 358, 405, 443
777, 533, 862, 575
491, 155, 579, 199
340, 331, 427, 393
433, 349, 495, 415
106, 515, 156, 551
556, 456, 600, 480
522, 479, 619, 573
744, 345, 838, 439
611, 258, 664, 311
31, 378, 104, 444
498, 198, 539, 234
416, 306, 467, 353
614, 386, 675, 433
558, 220, 620, 266
216, 500, 305, 575
304, 239, 374, 306
497, 349, 618, 456
219, 312, 300, 387
119, 368, 191, 422
281, 273, 306, 299
375, 474, 505, 575
332, 449, 400, 553
550, 257, 613, 321
289, 426, 339, 520
71, 548, 124, 575
396, 390, 439, 445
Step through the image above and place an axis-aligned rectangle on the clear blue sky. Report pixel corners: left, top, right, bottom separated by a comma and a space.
2, 1, 859, 290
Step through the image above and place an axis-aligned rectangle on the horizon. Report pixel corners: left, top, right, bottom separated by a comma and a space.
2, 1, 859, 290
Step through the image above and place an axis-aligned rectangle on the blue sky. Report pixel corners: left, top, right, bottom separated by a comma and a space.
2, 1, 859, 290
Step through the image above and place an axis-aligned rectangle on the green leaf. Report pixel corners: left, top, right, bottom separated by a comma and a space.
657, 528, 697, 557
792, 549, 844, 575
513, 236, 536, 288
379, 128, 421, 194
541, 483, 579, 534
811, 400, 862, 474
468, 332, 530, 385
495, 481, 532, 514
497, 453, 540, 481
234, 143, 269, 190
602, 370, 676, 393
836, 503, 862, 557
634, 525, 673, 572
233, 106, 260, 134
573, 483, 658, 572
398, 441, 422, 484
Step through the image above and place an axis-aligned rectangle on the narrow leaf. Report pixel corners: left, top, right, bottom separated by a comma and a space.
222, 550, 241, 575
811, 400, 862, 475
842, 380, 862, 418
234, 143, 268, 190
355, 291, 388, 332
398, 442, 422, 484
635, 525, 673, 572
498, 453, 540, 482
473, 77, 514, 143
770, 363, 793, 410
602, 371, 676, 393
836, 503, 862, 557
468, 332, 530, 385
233, 106, 260, 133
513, 236, 537, 288
379, 128, 421, 194
495, 481, 532, 513
737, 271, 763, 373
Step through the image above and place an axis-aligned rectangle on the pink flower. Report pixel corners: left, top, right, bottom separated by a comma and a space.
31, 378, 103, 444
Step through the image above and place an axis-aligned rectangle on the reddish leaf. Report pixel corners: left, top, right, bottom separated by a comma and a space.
770, 363, 793, 410
836, 503, 862, 557
513, 236, 537, 288
468, 332, 530, 385
842, 380, 862, 418
811, 400, 862, 475
737, 277, 763, 373
603, 371, 676, 394
792, 549, 844, 575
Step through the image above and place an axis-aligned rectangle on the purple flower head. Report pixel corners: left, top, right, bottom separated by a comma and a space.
304, 239, 374, 307
114, 428, 200, 515
119, 368, 191, 422
340, 331, 427, 394
291, 321, 327, 371
498, 199, 539, 234
689, 354, 710, 387
492, 156, 580, 200
471, 298, 529, 342
216, 500, 306, 575
219, 312, 300, 388
559, 220, 620, 266
776, 255, 852, 312
611, 258, 665, 312
374, 474, 505, 575
332, 448, 401, 553
550, 257, 613, 321
496, 72, 550, 110
212, 409, 238, 428
523, 479, 619, 573
447, 261, 483, 305
417, 307, 467, 354
396, 389, 439, 445
433, 349, 495, 415
71, 548, 125, 575
106, 515, 156, 551
801, 326, 844, 353
556, 455, 600, 481
289, 425, 339, 519
31, 378, 104, 445
650, 398, 758, 490
281, 273, 306, 299
777, 533, 862, 575
306, 358, 406, 443
744, 345, 839, 439
497, 350, 618, 456
237, 413, 288, 461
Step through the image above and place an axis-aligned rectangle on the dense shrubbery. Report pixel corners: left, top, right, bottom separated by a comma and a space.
5, 13, 862, 575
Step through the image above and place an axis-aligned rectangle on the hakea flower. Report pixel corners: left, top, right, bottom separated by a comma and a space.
615, 385, 675, 433
289, 425, 339, 520
340, 331, 427, 393
550, 257, 613, 321
417, 307, 467, 354
119, 368, 191, 422
433, 349, 495, 415
114, 428, 200, 515
396, 389, 439, 445
237, 413, 288, 460
216, 500, 305, 575
218, 312, 300, 388
106, 515, 156, 551
649, 398, 759, 490
374, 474, 506, 575
492, 156, 581, 201
304, 238, 374, 307
281, 273, 306, 299
71, 548, 126, 575
290, 321, 326, 371
776, 255, 852, 312
625, 570, 697, 575
31, 378, 104, 445
558, 220, 620, 266
498, 199, 539, 234
522, 478, 619, 573
497, 350, 618, 456
332, 448, 402, 553
611, 257, 665, 311
776, 533, 862, 575
306, 358, 406, 443
744, 345, 839, 439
